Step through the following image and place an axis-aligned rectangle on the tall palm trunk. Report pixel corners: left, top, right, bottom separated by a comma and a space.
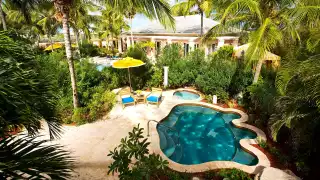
130, 17, 134, 47
62, 11, 80, 108
0, 0, 7, 30
253, 59, 263, 83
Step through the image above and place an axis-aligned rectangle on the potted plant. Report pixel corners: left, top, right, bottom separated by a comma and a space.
136, 90, 142, 96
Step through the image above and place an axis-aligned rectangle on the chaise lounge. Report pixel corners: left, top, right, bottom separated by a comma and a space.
120, 88, 135, 109
145, 88, 162, 107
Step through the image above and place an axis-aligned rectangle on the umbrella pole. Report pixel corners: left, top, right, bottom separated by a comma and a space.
128, 68, 132, 92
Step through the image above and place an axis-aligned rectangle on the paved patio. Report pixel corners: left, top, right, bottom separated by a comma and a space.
39, 90, 179, 179
38, 90, 269, 179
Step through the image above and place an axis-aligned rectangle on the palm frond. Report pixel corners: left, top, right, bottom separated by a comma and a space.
220, 0, 262, 24
171, 1, 193, 16
246, 18, 282, 63
106, 0, 175, 30
0, 31, 63, 139
0, 135, 74, 179
289, 3, 320, 28
202, 15, 251, 43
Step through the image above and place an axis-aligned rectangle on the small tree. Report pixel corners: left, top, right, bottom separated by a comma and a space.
108, 124, 169, 180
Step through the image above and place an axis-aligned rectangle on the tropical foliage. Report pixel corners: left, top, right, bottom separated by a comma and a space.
203, 0, 320, 83
0, 31, 74, 179
156, 44, 251, 103
108, 124, 169, 179
171, 0, 213, 35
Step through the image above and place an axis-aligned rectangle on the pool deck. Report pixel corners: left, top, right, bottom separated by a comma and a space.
37, 90, 270, 179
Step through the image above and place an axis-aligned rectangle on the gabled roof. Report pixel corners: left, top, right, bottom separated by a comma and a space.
128, 15, 219, 35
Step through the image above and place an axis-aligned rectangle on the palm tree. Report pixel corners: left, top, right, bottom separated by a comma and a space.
171, 0, 213, 36
36, 1, 60, 52
1, 0, 46, 26
98, 7, 129, 54
0, 0, 6, 30
107, 0, 175, 30
107, 0, 175, 48
203, 0, 320, 83
69, 0, 98, 56
54, 0, 80, 108
124, 4, 136, 47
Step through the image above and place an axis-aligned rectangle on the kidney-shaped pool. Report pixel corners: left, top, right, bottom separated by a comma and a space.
157, 105, 258, 166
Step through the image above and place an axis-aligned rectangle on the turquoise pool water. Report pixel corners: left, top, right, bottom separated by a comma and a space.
173, 91, 200, 100
157, 105, 258, 165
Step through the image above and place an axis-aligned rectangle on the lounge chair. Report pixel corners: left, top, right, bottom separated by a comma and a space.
146, 88, 162, 107
119, 88, 135, 109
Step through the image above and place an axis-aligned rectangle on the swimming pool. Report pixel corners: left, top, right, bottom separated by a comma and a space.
173, 90, 201, 100
157, 105, 258, 166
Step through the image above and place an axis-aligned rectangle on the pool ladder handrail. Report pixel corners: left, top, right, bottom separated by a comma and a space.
147, 120, 180, 139
147, 120, 183, 161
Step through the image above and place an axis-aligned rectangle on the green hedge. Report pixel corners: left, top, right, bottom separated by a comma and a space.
153, 44, 252, 103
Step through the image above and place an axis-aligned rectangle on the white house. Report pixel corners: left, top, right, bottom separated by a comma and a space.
118, 15, 240, 58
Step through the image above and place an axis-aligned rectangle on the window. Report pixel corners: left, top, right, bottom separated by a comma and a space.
211, 44, 216, 52
184, 43, 189, 56
156, 41, 161, 55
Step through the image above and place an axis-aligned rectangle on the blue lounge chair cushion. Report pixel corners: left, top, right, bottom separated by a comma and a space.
147, 95, 161, 102
122, 96, 134, 104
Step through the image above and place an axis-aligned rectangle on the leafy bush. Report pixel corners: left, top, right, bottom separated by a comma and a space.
258, 139, 291, 167
146, 67, 163, 88
157, 43, 183, 67
37, 52, 117, 125
108, 124, 169, 179
87, 88, 116, 121
195, 53, 237, 103
79, 41, 100, 57
229, 59, 253, 97
153, 44, 248, 103
204, 170, 217, 179
217, 168, 252, 180
211, 45, 234, 59
125, 44, 147, 61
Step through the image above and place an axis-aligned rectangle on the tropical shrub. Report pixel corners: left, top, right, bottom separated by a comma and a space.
108, 124, 169, 179
153, 44, 248, 103
211, 45, 234, 59
125, 44, 147, 61
157, 43, 183, 67
269, 52, 320, 177
79, 41, 100, 57
146, 67, 163, 88
229, 59, 253, 97
217, 168, 252, 180
0, 31, 73, 179
87, 88, 116, 121
37, 53, 117, 125
195, 51, 237, 102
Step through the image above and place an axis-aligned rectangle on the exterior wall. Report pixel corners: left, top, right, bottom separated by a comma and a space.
121, 34, 239, 59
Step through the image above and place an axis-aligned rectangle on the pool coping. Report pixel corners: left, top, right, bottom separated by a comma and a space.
148, 101, 270, 174
173, 88, 204, 101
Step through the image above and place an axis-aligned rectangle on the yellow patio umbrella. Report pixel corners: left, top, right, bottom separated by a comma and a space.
44, 43, 78, 51
44, 43, 63, 51
112, 57, 145, 91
